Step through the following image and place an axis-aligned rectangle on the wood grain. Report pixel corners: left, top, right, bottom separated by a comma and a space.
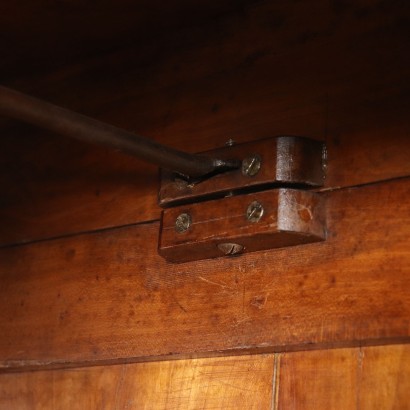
159, 189, 326, 262
278, 349, 358, 409
159, 136, 325, 207
0, 345, 409, 409
358, 345, 410, 410
1, 0, 410, 245
0, 355, 275, 410
277, 344, 410, 410
0, 178, 409, 370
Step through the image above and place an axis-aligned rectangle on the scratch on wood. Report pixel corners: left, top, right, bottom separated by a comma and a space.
219, 381, 255, 393
242, 283, 246, 314
231, 315, 251, 328
168, 290, 188, 313
250, 294, 269, 309
198, 276, 232, 290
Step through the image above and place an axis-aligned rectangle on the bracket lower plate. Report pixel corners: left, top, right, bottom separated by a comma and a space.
159, 189, 326, 263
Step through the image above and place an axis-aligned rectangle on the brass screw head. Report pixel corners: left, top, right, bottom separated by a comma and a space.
246, 201, 264, 223
242, 154, 261, 176
218, 243, 244, 255
175, 213, 192, 233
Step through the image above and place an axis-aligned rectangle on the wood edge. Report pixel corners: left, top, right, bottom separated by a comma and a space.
1, 336, 409, 374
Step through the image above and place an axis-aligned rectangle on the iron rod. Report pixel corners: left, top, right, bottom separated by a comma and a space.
0, 86, 239, 178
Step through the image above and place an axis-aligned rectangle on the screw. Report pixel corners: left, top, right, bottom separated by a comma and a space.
242, 154, 261, 176
225, 139, 236, 146
218, 243, 244, 255
175, 213, 192, 233
246, 201, 264, 222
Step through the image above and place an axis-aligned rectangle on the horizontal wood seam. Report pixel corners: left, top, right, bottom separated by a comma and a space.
0, 175, 408, 250
1, 337, 409, 375
0, 219, 159, 250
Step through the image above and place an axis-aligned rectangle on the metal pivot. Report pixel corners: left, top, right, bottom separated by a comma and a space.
0, 86, 239, 179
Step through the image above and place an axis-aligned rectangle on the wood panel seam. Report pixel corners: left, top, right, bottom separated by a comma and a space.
0, 219, 160, 251
271, 353, 281, 410
1, 175, 409, 250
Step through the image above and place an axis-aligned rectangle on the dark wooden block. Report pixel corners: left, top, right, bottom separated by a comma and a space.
159, 136, 325, 208
159, 189, 326, 263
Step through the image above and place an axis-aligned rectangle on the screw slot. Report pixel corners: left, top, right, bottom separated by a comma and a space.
242, 154, 261, 177
218, 243, 244, 255
246, 201, 264, 223
175, 213, 192, 233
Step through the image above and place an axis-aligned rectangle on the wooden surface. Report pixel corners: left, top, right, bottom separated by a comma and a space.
277, 344, 410, 410
0, 178, 409, 370
159, 136, 325, 207
0, 355, 275, 410
1, 1, 409, 406
1, 0, 243, 79
159, 189, 325, 262
1, 345, 409, 409
1, 0, 410, 245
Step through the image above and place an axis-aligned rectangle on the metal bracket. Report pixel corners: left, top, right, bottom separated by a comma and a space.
158, 136, 327, 263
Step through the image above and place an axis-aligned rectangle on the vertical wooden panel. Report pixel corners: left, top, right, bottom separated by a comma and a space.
359, 345, 410, 410
277, 345, 410, 410
0, 355, 275, 410
277, 349, 358, 409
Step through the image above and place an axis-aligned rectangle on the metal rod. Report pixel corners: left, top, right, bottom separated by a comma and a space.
0, 86, 239, 178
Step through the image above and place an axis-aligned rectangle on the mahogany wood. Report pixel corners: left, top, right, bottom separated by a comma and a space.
277, 344, 410, 410
159, 189, 326, 263
0, 345, 409, 409
1, 1, 410, 245
0, 179, 408, 370
0, 355, 275, 409
0, 1, 409, 405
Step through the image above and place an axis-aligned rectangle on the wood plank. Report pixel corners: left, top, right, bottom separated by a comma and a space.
159, 189, 326, 263
0, 355, 275, 410
159, 136, 325, 207
277, 348, 358, 409
1, 1, 410, 245
1, 345, 409, 409
0, 178, 409, 370
359, 345, 410, 410
277, 344, 410, 410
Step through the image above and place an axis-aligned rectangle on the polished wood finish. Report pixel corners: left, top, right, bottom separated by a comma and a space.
1, 1, 410, 245
278, 344, 410, 410
1, 345, 409, 409
159, 136, 324, 207
278, 349, 358, 409
0, 178, 408, 370
1, 1, 409, 406
159, 189, 325, 262
0, 355, 275, 409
